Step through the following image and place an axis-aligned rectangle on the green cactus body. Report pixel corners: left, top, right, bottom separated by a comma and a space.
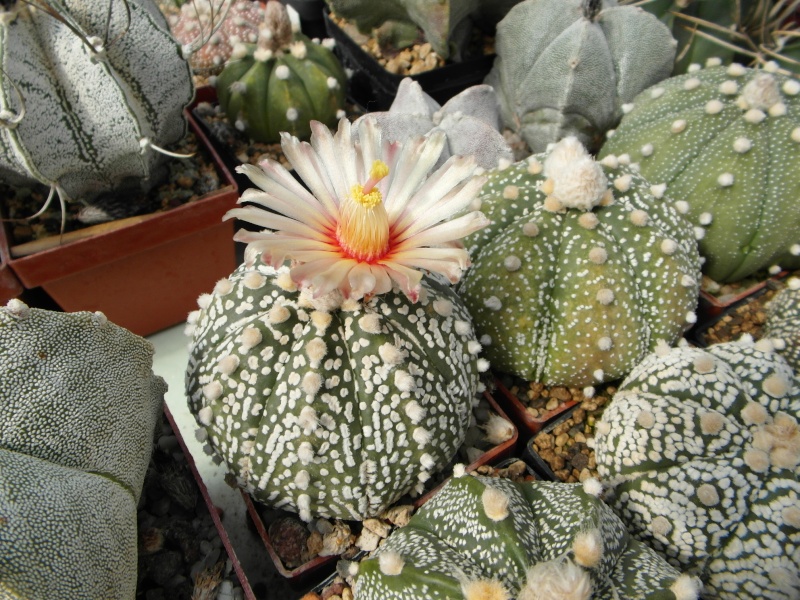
486, 0, 677, 153
765, 277, 800, 373
215, 2, 346, 143
185, 258, 484, 522
354, 474, 698, 600
599, 63, 800, 283
0, 302, 166, 600
457, 137, 701, 387
0, 0, 193, 205
594, 338, 800, 600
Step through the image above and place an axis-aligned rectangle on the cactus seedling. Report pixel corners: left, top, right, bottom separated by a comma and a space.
594, 338, 800, 600
599, 62, 800, 283
457, 136, 701, 387
765, 276, 800, 373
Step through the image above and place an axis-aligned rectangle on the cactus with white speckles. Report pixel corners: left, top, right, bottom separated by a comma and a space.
594, 337, 800, 600
765, 277, 800, 373
0, 301, 166, 600
599, 63, 800, 283
215, 0, 346, 143
457, 136, 701, 387
485, 0, 677, 153
354, 474, 699, 600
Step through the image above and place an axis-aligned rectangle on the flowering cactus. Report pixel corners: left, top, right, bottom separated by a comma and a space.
354, 473, 700, 600
0, 0, 193, 206
186, 117, 490, 521
486, 0, 677, 153
599, 62, 800, 283
214, 0, 346, 143
594, 338, 800, 600
0, 301, 166, 600
457, 136, 701, 387
765, 277, 800, 373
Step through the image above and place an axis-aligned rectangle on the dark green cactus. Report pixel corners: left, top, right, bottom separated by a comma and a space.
215, 0, 346, 143
457, 136, 701, 387
354, 474, 700, 600
599, 63, 800, 283
765, 276, 800, 373
594, 338, 800, 600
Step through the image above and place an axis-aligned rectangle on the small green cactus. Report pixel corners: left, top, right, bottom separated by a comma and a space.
215, 0, 346, 143
599, 62, 800, 283
0, 301, 166, 600
354, 473, 700, 600
594, 337, 800, 600
486, 0, 677, 153
765, 276, 800, 373
457, 136, 701, 387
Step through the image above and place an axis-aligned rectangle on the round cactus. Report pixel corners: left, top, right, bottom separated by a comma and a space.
486, 0, 677, 153
0, 301, 166, 599
354, 473, 700, 600
457, 136, 701, 387
594, 338, 800, 600
186, 261, 483, 521
599, 62, 800, 283
214, 0, 346, 143
765, 276, 800, 373
0, 0, 193, 206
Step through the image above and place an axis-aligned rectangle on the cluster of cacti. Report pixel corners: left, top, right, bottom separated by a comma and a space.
354, 473, 700, 599
168, 0, 264, 75
353, 78, 514, 170
485, 0, 677, 153
594, 337, 800, 600
457, 136, 701, 387
765, 277, 800, 372
214, 0, 346, 143
0, 301, 166, 600
0, 0, 194, 207
599, 62, 800, 283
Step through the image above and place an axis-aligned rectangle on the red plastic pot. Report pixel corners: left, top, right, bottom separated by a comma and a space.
493, 377, 580, 438
0, 106, 238, 337
698, 270, 788, 319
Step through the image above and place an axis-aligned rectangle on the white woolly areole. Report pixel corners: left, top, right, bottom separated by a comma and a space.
302, 371, 322, 396
578, 212, 599, 230
637, 410, 656, 428
461, 579, 511, 600
670, 574, 701, 600
651, 87, 665, 99
455, 320, 472, 336
651, 515, 672, 537
727, 63, 747, 76
482, 486, 510, 521
268, 303, 290, 324
395, 370, 416, 393
719, 80, 739, 95
671, 119, 687, 133
660, 239, 678, 255
413, 427, 431, 446
298, 405, 318, 432
358, 313, 382, 334
700, 411, 725, 435
629, 209, 649, 226
5, 300, 30, 318
572, 530, 603, 568
783, 79, 800, 95
467, 340, 482, 355
275, 64, 290, 79
582, 478, 603, 497
305, 338, 326, 366
696, 484, 719, 506
203, 380, 223, 401
504, 255, 522, 271
404, 399, 425, 423
640, 143, 653, 157
378, 551, 404, 576
763, 374, 789, 398
286, 107, 298, 121
519, 560, 592, 600
310, 310, 332, 333
197, 293, 213, 309
522, 222, 540, 237
588, 247, 608, 265
485, 296, 502, 311
217, 355, 240, 375
705, 99, 724, 114
433, 298, 453, 317
197, 406, 213, 426
483, 414, 515, 445
792, 127, 800, 143
783, 505, 800, 528
740, 73, 781, 110
378, 342, 404, 365
542, 137, 609, 211
503, 185, 520, 200
253, 47, 273, 62
275, 270, 297, 291
298, 441, 314, 465
477, 358, 490, 372
295, 470, 310, 490
242, 271, 266, 289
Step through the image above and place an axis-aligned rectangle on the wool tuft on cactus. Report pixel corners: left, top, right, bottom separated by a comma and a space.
765, 276, 800, 373
457, 136, 701, 387
185, 116, 491, 521
353, 473, 699, 599
214, 0, 347, 143
0, 0, 194, 209
599, 62, 800, 283
594, 337, 800, 600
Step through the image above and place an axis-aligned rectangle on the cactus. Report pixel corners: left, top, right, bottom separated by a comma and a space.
0, 0, 194, 208
352, 77, 514, 170
0, 301, 166, 600
599, 63, 800, 283
765, 276, 800, 373
185, 116, 490, 521
457, 136, 701, 387
214, 0, 346, 143
594, 337, 800, 600
354, 473, 700, 600
485, 0, 677, 153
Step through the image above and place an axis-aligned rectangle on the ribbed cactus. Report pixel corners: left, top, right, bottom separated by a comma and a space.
765, 277, 800, 373
486, 0, 677, 153
0, 301, 166, 600
0, 0, 193, 206
214, 0, 346, 143
354, 474, 700, 600
457, 136, 701, 387
594, 338, 800, 600
599, 63, 800, 283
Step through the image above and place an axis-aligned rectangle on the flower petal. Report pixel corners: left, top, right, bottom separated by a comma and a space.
307, 120, 351, 202
279, 134, 340, 219
382, 131, 446, 220
394, 211, 490, 250
379, 262, 424, 302
225, 206, 331, 242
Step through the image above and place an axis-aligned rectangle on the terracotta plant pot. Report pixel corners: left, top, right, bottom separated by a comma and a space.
0, 103, 238, 337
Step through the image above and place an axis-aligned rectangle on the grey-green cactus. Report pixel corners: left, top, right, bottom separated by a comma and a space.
0, 301, 166, 600
457, 136, 701, 387
599, 62, 800, 283
765, 276, 800, 373
0, 0, 194, 207
486, 0, 677, 153
352, 78, 514, 170
185, 259, 485, 522
215, 0, 346, 143
354, 473, 700, 600
594, 337, 800, 600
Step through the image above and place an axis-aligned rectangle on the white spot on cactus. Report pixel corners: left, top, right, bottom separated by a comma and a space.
358, 313, 381, 334
404, 399, 425, 423
659, 239, 678, 255
203, 380, 223, 401
743, 448, 770, 472
289, 41, 307, 59
599, 154, 618, 169
617, 154, 631, 166
671, 119, 687, 134
413, 427, 431, 446
744, 108, 766, 124
298, 406, 318, 432
593, 369, 604, 381
597, 336, 613, 351
791, 127, 800, 143
274, 64, 290, 80
588, 247, 607, 264
322, 38, 335, 50
503, 255, 522, 271
217, 354, 240, 375
503, 185, 519, 200
497, 157, 512, 171
297, 494, 311, 522
577, 213, 598, 230
485, 296, 502, 311
522, 222, 539, 237
395, 370, 415, 393
477, 358, 490, 373
764, 60, 780, 73
595, 421, 611, 436
336, 109, 346, 120
613, 174, 632, 192
686, 311, 697, 324
768, 265, 782, 275
640, 143, 653, 157
654, 339, 671, 357
673, 200, 689, 215
621, 103, 634, 114
700, 411, 724, 435
582, 477, 602, 497
378, 342, 403, 365
688, 63, 701, 73
455, 320, 471, 336
637, 410, 656, 429
268, 303, 290, 324
198, 406, 213, 426
704, 99, 724, 115
651, 515, 672, 537
480, 334, 492, 346
670, 575, 701, 600
433, 299, 453, 317
453, 463, 467, 478
783, 506, 800, 528
378, 551, 404, 576
650, 87, 665, 99
302, 372, 322, 396
719, 80, 739, 95
419, 453, 435, 470
197, 293, 213, 309
783, 79, 800, 95
242, 271, 266, 289
305, 338, 326, 366
298, 441, 314, 465
725, 62, 746, 76
764, 374, 789, 398
253, 47, 272, 62
769, 102, 787, 117
286, 108, 299, 121
295, 470, 310, 490
573, 529, 603, 568
629, 209, 649, 226
696, 484, 719, 506
467, 340, 482, 355
754, 338, 775, 353
684, 77, 701, 91
595, 289, 614, 305
461, 579, 510, 600
482, 486, 510, 521
696, 212, 713, 226
310, 310, 332, 334
694, 226, 706, 240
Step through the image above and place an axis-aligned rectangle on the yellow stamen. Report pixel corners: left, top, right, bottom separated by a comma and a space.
337, 160, 391, 262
